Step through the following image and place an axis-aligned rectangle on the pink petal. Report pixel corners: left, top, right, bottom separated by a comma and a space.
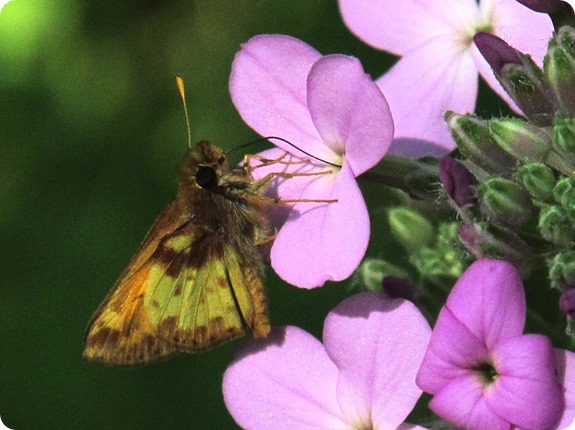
323, 293, 431, 429
554, 349, 575, 430
488, 335, 563, 429
230, 34, 322, 150
223, 326, 347, 430
416, 306, 489, 393
270, 161, 369, 288
248, 147, 322, 200
307, 55, 393, 175
377, 35, 477, 156
445, 259, 526, 348
338, 0, 479, 55
429, 374, 510, 430
487, 0, 554, 65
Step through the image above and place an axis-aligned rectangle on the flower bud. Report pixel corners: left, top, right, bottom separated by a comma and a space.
438, 156, 478, 208
515, 162, 557, 202
353, 258, 409, 293
489, 118, 552, 162
560, 289, 575, 317
458, 223, 534, 277
475, 33, 556, 126
553, 177, 575, 217
552, 117, 575, 163
544, 27, 575, 116
388, 207, 434, 251
477, 178, 535, 226
549, 251, 575, 290
515, 0, 565, 13
446, 112, 515, 175
539, 205, 575, 246
382, 276, 416, 301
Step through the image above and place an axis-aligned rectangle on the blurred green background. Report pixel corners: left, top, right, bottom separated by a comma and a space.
2, 0, 544, 428
0, 1, 401, 429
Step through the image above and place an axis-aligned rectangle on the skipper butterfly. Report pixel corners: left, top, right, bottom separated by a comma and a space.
83, 78, 277, 366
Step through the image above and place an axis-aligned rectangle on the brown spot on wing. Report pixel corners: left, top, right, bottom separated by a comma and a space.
84, 262, 178, 366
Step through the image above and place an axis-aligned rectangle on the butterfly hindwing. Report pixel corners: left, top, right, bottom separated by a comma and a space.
84, 141, 273, 366
144, 227, 263, 351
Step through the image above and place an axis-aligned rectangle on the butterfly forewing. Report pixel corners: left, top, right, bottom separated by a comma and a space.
83, 141, 272, 366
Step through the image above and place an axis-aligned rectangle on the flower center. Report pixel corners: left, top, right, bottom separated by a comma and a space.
473, 361, 498, 384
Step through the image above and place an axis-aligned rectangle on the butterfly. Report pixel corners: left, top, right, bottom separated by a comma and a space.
83, 139, 277, 366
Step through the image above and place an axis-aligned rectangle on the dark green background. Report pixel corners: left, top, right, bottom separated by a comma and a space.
0, 1, 397, 429
0, 1, 523, 429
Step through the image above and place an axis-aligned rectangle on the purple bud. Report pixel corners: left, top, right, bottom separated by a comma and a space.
515, 0, 564, 13
475, 33, 555, 126
439, 157, 478, 208
560, 289, 575, 317
382, 275, 416, 302
474, 32, 522, 76
458, 224, 483, 258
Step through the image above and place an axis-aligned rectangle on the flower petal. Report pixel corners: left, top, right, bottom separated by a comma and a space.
487, 0, 554, 65
323, 293, 431, 429
223, 326, 346, 430
429, 374, 510, 430
554, 349, 575, 430
270, 161, 369, 288
445, 259, 526, 348
416, 306, 489, 394
487, 335, 563, 430
306, 54, 393, 174
338, 0, 479, 55
377, 36, 477, 156
230, 34, 322, 149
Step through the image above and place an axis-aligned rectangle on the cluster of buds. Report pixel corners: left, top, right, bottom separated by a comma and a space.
442, 2, 575, 338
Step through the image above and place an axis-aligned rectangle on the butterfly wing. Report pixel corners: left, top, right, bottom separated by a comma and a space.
146, 229, 270, 351
83, 201, 270, 366
83, 201, 184, 365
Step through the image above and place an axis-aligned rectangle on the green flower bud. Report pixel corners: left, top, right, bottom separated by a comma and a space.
410, 222, 469, 287
500, 56, 556, 126
552, 117, 575, 161
352, 258, 409, 293
446, 112, 515, 175
553, 177, 575, 217
388, 207, 434, 252
549, 251, 575, 290
539, 205, 575, 246
477, 178, 535, 226
515, 162, 557, 202
459, 222, 535, 277
490, 118, 552, 162
544, 26, 575, 116
490, 118, 575, 176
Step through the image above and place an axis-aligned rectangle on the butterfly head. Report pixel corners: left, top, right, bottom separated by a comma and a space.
179, 140, 231, 190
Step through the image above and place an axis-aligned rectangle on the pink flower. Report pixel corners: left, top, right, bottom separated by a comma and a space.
223, 292, 432, 430
416, 259, 575, 430
339, 0, 555, 158
230, 35, 394, 288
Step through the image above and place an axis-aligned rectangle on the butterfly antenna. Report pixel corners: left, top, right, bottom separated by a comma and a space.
225, 136, 341, 168
176, 75, 193, 149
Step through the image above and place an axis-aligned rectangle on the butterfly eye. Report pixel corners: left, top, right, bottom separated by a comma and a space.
195, 166, 218, 189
